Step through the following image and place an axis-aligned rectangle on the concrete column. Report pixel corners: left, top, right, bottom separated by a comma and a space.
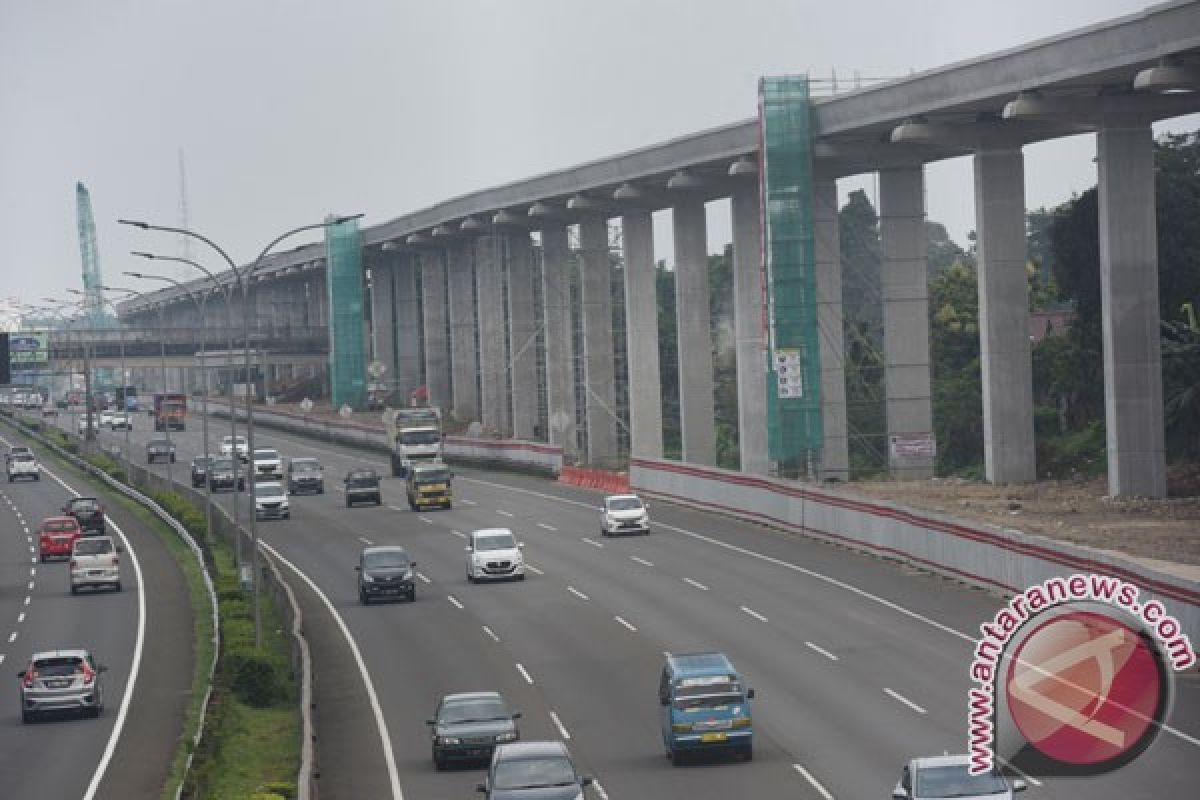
730, 181, 768, 475
506, 232, 539, 440
879, 166, 934, 479
420, 250, 451, 409
447, 241, 480, 422
1097, 124, 1166, 497
476, 233, 510, 436
813, 176, 850, 481
673, 199, 717, 466
540, 225, 578, 459
393, 254, 421, 400
621, 209, 663, 460
369, 258, 397, 380
974, 148, 1036, 484
578, 216, 618, 468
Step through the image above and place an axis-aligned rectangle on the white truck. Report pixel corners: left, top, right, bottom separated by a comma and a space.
7, 452, 41, 482
383, 407, 443, 477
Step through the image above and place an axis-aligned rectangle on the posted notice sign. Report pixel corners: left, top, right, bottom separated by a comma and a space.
889, 432, 937, 461
774, 348, 804, 399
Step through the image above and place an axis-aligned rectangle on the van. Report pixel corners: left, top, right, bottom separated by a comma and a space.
659, 652, 755, 764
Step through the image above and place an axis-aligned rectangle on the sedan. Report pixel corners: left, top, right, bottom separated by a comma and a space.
477, 741, 592, 799
894, 754, 1027, 799
429, 691, 520, 770
18, 649, 107, 722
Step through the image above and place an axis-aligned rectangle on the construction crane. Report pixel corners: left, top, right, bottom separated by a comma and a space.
76, 181, 107, 327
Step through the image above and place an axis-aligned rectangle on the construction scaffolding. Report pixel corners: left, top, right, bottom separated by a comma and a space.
325, 216, 366, 408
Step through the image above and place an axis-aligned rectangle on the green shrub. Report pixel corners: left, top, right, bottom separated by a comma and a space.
225, 651, 284, 708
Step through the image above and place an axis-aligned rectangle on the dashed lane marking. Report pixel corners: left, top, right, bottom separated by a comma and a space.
567, 586, 590, 601
537, 523, 557, 531
447, 595, 464, 610
515, 663, 534, 685
581, 537, 604, 548
630, 555, 654, 567
481, 625, 500, 643
793, 765, 835, 800
883, 687, 927, 715
614, 616, 638, 632
683, 577, 709, 591
740, 606, 768, 623
524, 564, 544, 576
805, 641, 839, 661
549, 710, 571, 740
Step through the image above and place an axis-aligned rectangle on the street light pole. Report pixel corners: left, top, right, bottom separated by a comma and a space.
42, 298, 93, 447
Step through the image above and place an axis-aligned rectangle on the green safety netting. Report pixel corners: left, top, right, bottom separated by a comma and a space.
326, 216, 366, 408
759, 76, 823, 476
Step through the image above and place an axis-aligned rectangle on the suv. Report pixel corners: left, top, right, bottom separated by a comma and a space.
62, 496, 106, 534
6, 452, 40, 482
477, 741, 592, 799
252, 448, 284, 481
38, 516, 82, 561
356, 545, 417, 604
601, 493, 650, 536
146, 438, 176, 464
190, 456, 212, 488
344, 468, 382, 507
287, 457, 324, 494
465, 528, 525, 583
207, 457, 244, 492
17, 649, 107, 722
70, 535, 121, 593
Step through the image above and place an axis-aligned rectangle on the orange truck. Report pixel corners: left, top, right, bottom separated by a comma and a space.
152, 392, 187, 431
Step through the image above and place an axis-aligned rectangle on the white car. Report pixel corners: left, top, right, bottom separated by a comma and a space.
6, 453, 40, 482
252, 448, 284, 481
465, 528, 525, 583
220, 435, 249, 461
98, 409, 116, 427
77, 415, 100, 434
109, 412, 132, 430
600, 493, 650, 536
254, 481, 290, 520
70, 536, 121, 594
894, 754, 1026, 799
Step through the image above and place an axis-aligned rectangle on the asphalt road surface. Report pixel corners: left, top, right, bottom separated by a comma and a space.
50, 406, 1200, 799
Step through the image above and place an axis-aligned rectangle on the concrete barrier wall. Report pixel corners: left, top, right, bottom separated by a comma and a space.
631, 457, 1200, 651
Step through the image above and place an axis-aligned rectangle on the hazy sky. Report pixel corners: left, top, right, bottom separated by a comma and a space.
2, 0, 1195, 319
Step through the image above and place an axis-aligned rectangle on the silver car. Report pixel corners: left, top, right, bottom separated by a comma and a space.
70, 535, 121, 593
17, 649, 107, 722
254, 481, 291, 519
894, 754, 1027, 799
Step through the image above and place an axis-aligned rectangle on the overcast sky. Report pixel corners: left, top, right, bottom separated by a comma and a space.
2, 0, 1195, 321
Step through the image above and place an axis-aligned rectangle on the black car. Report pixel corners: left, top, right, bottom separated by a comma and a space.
356, 545, 416, 604
344, 468, 382, 507
190, 457, 212, 488
146, 438, 176, 464
477, 741, 592, 799
206, 457, 244, 492
428, 691, 520, 770
62, 496, 106, 534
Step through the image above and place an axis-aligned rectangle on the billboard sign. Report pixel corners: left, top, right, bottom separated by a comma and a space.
9, 333, 48, 365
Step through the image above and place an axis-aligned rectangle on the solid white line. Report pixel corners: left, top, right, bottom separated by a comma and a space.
630, 555, 654, 567
581, 537, 604, 548
448, 595, 464, 610
497, 510, 513, 517
884, 687, 927, 714
415, 572, 431, 584
537, 523, 557, 531
260, 541, 404, 799
614, 615, 638, 632
593, 780, 609, 800
549, 710, 572, 740
516, 663, 534, 685
567, 586, 590, 601
805, 641, 839, 661
740, 606, 768, 623
358, 536, 374, 545
524, 564, 544, 576
683, 577, 709, 591
481, 625, 500, 643
793, 764, 835, 800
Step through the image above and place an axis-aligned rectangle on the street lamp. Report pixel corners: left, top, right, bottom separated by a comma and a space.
124, 272, 215, 548
68, 287, 133, 465
120, 213, 363, 648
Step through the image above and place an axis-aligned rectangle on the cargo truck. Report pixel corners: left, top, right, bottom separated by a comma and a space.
152, 392, 187, 431
383, 406, 442, 477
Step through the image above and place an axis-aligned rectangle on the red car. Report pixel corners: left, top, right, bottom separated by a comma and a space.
38, 517, 83, 562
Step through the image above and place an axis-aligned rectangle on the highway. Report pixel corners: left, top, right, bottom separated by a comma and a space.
52, 406, 1200, 799
0, 421, 197, 800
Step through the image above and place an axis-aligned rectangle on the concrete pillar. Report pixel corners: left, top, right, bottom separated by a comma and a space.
673, 200, 717, 466
621, 209, 663, 460
813, 176, 850, 481
506, 232, 539, 440
369, 258, 397, 380
476, 233, 510, 436
730, 181, 768, 475
578, 216, 618, 468
393, 255, 421, 401
447, 240, 480, 422
420, 250, 451, 409
879, 166, 935, 479
974, 148, 1036, 484
540, 225, 578, 459
1097, 124, 1166, 497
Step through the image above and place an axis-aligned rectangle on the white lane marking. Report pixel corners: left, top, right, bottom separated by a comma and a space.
793, 764, 835, 800
28, 545, 34, 553
27, 581, 34, 591
683, 577, 709, 591
516, 663, 534, 685
29, 556, 35, 563
614, 615, 638, 632
537, 523, 557, 531
447, 595, 464, 610
460, 499, 477, 506
23, 596, 30, 606
17, 612, 24, 623
549, 710, 571, 740
260, 541, 404, 799
740, 606, 768, 623
496, 510, 513, 517
7, 632, 15, 643
358, 536, 374, 545
450, 530, 467, 539
481, 625, 500, 643
524, 564, 544, 576
415, 572, 431, 584
568, 586, 590, 601
630, 555, 654, 567
0, 654, 4, 665
593, 781, 610, 800
996, 755, 1043, 787
386, 505, 406, 512
29, 567, 35, 576
884, 687, 927, 715
581, 537, 604, 548
419, 516, 433, 525
805, 641, 839, 661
